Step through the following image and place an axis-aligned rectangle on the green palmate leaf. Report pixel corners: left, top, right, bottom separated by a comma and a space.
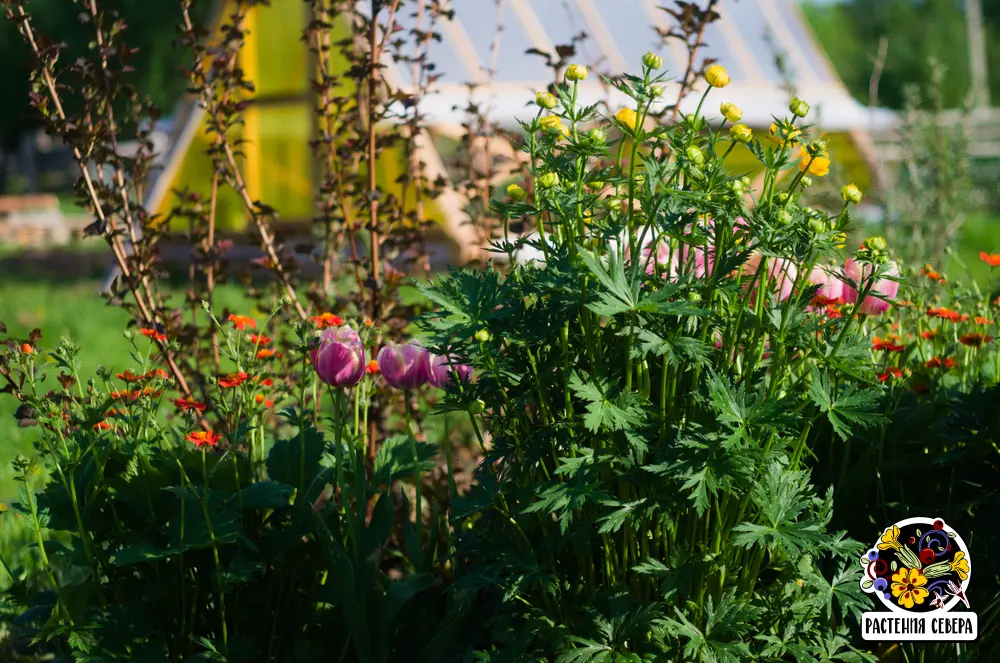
731, 460, 831, 557
232, 479, 294, 510
113, 543, 177, 566
659, 590, 758, 663
807, 370, 887, 441
596, 498, 647, 534
372, 434, 438, 487
266, 425, 326, 489
554, 637, 613, 663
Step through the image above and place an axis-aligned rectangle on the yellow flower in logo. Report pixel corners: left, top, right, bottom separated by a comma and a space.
891, 567, 929, 609
878, 525, 902, 551
950, 551, 970, 581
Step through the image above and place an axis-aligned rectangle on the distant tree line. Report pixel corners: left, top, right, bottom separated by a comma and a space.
803, 0, 1000, 109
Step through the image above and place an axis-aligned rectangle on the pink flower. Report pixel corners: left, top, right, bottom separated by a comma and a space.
843, 259, 900, 315
311, 325, 365, 387
377, 343, 429, 390
744, 252, 798, 305
808, 266, 844, 304
424, 353, 473, 389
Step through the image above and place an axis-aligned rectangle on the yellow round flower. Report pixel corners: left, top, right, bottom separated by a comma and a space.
507, 183, 527, 201
891, 567, 929, 610
799, 152, 831, 177
565, 64, 588, 82
720, 102, 742, 123
704, 64, 730, 88
767, 122, 802, 146
615, 108, 638, 131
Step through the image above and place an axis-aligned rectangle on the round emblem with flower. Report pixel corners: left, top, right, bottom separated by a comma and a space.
859, 517, 971, 613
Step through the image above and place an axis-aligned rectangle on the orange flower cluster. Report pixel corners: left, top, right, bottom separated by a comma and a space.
254, 394, 275, 408
249, 334, 272, 345
228, 314, 257, 330
926, 307, 968, 323
878, 367, 903, 381
365, 360, 380, 374
310, 312, 344, 329
921, 264, 945, 282
219, 372, 250, 388
974, 316, 995, 326
959, 333, 993, 348
111, 386, 163, 401
140, 328, 167, 342
872, 336, 905, 352
924, 357, 958, 370
174, 398, 207, 412
186, 430, 222, 449
256, 348, 279, 359
980, 252, 1000, 268
116, 368, 170, 382
94, 420, 112, 431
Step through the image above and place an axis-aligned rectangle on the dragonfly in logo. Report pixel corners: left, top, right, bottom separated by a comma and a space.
930, 590, 947, 610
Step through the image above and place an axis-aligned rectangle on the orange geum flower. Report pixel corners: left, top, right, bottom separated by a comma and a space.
878, 367, 903, 381
20, 343, 34, 354
228, 314, 256, 330
174, 398, 207, 412
872, 337, 905, 352
140, 328, 167, 342
365, 359, 380, 374
960, 333, 993, 348
218, 372, 250, 388
310, 313, 344, 329
116, 369, 146, 382
980, 252, 1000, 267
94, 420, 112, 431
254, 394, 274, 408
975, 317, 994, 326
186, 430, 222, 449
256, 348, 278, 359
257, 377, 274, 387
249, 334, 272, 345
145, 368, 170, 380
921, 330, 938, 340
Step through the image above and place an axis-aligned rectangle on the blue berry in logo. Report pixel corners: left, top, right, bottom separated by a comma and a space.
874, 578, 888, 592
867, 549, 879, 562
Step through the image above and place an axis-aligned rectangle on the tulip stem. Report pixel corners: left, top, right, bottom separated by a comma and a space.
404, 394, 423, 565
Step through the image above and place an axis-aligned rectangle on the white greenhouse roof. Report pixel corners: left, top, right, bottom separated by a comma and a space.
381, 0, 898, 132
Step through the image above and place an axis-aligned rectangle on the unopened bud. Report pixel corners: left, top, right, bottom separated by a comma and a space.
642, 51, 663, 71
507, 183, 527, 201
807, 217, 825, 234
841, 183, 863, 205
800, 176, 813, 188
565, 64, 588, 82
729, 123, 752, 144
789, 97, 810, 118
535, 91, 557, 109
867, 236, 887, 251
468, 399, 485, 415
649, 85, 664, 98
686, 145, 705, 167
588, 128, 606, 143
475, 329, 492, 343
537, 172, 559, 189
776, 209, 792, 225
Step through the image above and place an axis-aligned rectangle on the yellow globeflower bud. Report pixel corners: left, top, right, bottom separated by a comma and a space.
704, 65, 730, 88
729, 123, 752, 143
538, 172, 560, 189
867, 236, 887, 251
507, 183, 527, 201
615, 107, 638, 131
841, 183, 863, 205
789, 97, 810, 118
535, 91, 557, 109
565, 64, 588, 82
686, 145, 705, 166
720, 102, 742, 123
539, 115, 569, 139
833, 232, 847, 249
642, 51, 663, 71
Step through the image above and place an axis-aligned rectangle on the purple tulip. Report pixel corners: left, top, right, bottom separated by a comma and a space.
377, 343, 429, 390
844, 259, 899, 315
424, 353, 473, 389
311, 325, 366, 388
